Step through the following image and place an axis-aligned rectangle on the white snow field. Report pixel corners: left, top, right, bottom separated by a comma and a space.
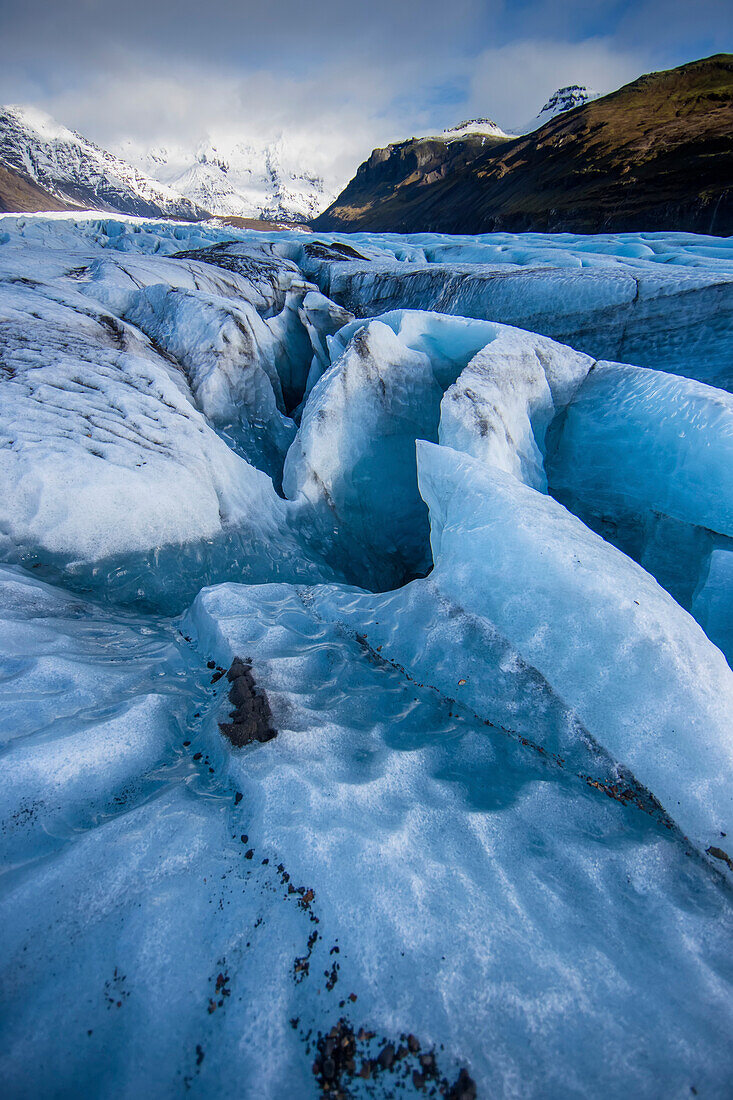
1, 214, 733, 1099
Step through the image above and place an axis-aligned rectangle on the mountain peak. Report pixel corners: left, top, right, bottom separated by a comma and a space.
441, 118, 507, 139
517, 85, 600, 133
314, 54, 733, 235
417, 118, 508, 142
3, 103, 76, 143
539, 85, 599, 117
0, 104, 208, 220
118, 134, 333, 223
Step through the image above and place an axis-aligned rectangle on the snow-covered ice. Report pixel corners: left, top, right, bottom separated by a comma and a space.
1, 214, 732, 1098
294, 230, 733, 392
117, 132, 336, 223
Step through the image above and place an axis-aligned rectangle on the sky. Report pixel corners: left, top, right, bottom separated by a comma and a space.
1, 0, 731, 189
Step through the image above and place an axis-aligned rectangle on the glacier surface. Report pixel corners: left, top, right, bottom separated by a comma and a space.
1, 214, 732, 1099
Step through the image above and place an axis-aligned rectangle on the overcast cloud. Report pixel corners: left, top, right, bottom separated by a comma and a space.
1, 0, 730, 187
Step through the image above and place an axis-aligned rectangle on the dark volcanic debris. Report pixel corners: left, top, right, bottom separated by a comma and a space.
706, 845, 733, 871
103, 967, 129, 1010
218, 656, 277, 748
309, 1018, 476, 1098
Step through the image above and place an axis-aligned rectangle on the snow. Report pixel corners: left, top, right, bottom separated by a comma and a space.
0, 106, 205, 220
1, 213, 732, 1097
420, 118, 508, 141
118, 134, 336, 223
515, 84, 600, 134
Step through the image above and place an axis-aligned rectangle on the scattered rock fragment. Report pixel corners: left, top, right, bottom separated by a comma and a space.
449, 1067, 478, 1099
706, 845, 733, 871
308, 1018, 476, 1098
377, 1043, 395, 1070
303, 240, 370, 262
218, 656, 277, 747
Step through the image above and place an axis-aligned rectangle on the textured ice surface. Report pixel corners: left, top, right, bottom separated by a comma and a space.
292, 232, 733, 392
415, 441, 733, 854
0, 222, 347, 608
3, 216, 732, 388
185, 579, 733, 1099
0, 273, 253, 558
547, 361, 733, 609
284, 310, 594, 587
285, 317, 443, 587
1, 216, 732, 1098
123, 281, 299, 482
284, 311, 513, 588
440, 326, 592, 490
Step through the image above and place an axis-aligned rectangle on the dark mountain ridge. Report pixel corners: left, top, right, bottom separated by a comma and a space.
313, 55, 733, 236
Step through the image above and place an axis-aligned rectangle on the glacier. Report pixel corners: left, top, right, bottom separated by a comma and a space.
1, 213, 732, 1099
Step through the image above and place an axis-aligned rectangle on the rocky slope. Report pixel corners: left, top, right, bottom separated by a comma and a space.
0, 163, 72, 214
312, 130, 511, 230
0, 105, 208, 219
313, 55, 733, 236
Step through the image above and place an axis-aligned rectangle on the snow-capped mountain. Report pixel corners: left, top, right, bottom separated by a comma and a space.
423, 118, 508, 141
0, 105, 207, 220
518, 85, 600, 134
119, 137, 335, 223
316, 57, 731, 235
421, 92, 597, 144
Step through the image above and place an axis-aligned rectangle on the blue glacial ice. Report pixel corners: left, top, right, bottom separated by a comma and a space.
546, 361, 733, 612
693, 548, 733, 662
1, 214, 732, 1099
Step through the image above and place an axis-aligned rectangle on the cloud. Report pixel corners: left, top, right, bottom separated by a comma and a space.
466, 38, 653, 131
0, 0, 727, 191
0, 1, 490, 190
22, 54, 466, 191
0, 0, 488, 79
